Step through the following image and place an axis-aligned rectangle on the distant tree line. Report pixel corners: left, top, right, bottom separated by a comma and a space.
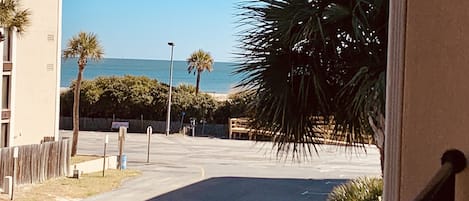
60, 75, 252, 124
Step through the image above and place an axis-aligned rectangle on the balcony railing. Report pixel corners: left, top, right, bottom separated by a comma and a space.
414, 149, 467, 201
3, 62, 12, 72
1, 110, 10, 120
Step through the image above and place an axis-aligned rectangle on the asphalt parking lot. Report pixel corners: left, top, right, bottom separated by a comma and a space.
60, 130, 380, 201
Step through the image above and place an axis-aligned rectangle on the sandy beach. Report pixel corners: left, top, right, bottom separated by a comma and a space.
206, 92, 229, 102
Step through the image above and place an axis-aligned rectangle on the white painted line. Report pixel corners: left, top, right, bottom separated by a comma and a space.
200, 166, 205, 179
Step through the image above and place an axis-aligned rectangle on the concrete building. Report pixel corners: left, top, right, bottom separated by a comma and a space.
0, 0, 62, 147
385, 0, 469, 200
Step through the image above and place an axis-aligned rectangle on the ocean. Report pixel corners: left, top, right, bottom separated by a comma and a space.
61, 58, 244, 94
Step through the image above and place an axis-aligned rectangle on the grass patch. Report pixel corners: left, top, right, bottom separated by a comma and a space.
2, 169, 140, 201
328, 177, 383, 201
71, 155, 102, 164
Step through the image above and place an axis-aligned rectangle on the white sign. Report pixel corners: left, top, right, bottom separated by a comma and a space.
13, 147, 19, 158
105, 135, 109, 144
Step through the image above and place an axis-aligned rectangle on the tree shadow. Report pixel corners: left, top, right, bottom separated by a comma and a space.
146, 177, 347, 201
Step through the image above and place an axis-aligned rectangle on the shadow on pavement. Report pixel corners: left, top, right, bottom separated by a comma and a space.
146, 177, 347, 201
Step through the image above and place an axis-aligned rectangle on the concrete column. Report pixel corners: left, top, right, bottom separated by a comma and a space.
8, 27, 17, 146
54, 0, 63, 141
0, 27, 4, 128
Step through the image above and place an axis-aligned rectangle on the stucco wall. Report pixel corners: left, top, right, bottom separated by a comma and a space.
400, 0, 469, 200
12, 0, 61, 145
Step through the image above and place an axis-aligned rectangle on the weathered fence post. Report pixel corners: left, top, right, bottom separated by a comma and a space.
201, 119, 206, 136
0, 140, 71, 188
4, 176, 12, 199
102, 134, 108, 177
179, 112, 186, 133
11, 147, 18, 200
118, 127, 127, 170
141, 114, 144, 131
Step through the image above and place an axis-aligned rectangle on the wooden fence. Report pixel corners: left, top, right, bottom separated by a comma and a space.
0, 139, 71, 187
60, 116, 229, 138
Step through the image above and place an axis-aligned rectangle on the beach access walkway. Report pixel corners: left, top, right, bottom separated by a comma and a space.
60, 130, 380, 201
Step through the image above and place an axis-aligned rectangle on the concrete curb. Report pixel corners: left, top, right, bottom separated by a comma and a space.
69, 156, 117, 177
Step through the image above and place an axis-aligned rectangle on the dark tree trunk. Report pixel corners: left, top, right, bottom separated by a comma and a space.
196, 71, 201, 95
72, 65, 84, 156
369, 113, 385, 176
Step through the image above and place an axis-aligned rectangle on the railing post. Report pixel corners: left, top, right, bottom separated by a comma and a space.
441, 149, 467, 174
434, 149, 467, 200
414, 149, 466, 201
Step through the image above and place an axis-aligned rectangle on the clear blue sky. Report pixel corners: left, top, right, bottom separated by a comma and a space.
62, 0, 240, 62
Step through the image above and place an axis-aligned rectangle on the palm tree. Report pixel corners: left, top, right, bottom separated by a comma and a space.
0, 0, 30, 34
237, 0, 388, 172
63, 32, 104, 156
187, 49, 214, 95
0, 0, 29, 57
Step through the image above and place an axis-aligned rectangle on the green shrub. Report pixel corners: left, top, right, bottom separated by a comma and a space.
172, 84, 218, 122
60, 76, 260, 124
328, 177, 383, 201
61, 76, 219, 123
211, 90, 255, 123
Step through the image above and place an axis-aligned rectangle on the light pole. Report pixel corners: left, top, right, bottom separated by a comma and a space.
166, 42, 175, 136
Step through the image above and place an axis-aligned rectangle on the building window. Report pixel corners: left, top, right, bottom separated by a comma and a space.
2, 75, 10, 109
2, 30, 11, 61
0, 123, 8, 147
0, 30, 4, 42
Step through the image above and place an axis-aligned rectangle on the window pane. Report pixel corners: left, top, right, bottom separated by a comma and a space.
2, 75, 9, 109
1, 123, 8, 147
2, 31, 10, 61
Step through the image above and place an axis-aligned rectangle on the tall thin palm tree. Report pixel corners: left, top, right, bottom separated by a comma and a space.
63, 32, 104, 156
187, 49, 214, 95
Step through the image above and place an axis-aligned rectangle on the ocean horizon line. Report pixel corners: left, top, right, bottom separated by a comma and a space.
61, 58, 244, 94
61, 56, 239, 64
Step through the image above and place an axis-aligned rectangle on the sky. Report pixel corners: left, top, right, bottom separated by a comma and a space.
62, 0, 240, 62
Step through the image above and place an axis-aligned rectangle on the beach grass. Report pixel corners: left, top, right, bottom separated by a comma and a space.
0, 169, 140, 201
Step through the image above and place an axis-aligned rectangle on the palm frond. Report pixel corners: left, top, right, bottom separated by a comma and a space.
187, 49, 214, 73
236, 0, 388, 158
63, 32, 104, 66
0, 0, 30, 34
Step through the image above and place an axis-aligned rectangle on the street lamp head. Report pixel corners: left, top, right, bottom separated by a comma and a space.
168, 42, 175, 46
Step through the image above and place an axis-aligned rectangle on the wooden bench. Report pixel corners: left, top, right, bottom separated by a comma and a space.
228, 117, 374, 144
228, 118, 272, 140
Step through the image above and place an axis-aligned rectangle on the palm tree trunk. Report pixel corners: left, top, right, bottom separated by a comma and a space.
72, 66, 84, 156
196, 71, 201, 95
369, 113, 385, 176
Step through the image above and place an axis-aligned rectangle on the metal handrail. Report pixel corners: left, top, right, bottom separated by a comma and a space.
414, 149, 467, 201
